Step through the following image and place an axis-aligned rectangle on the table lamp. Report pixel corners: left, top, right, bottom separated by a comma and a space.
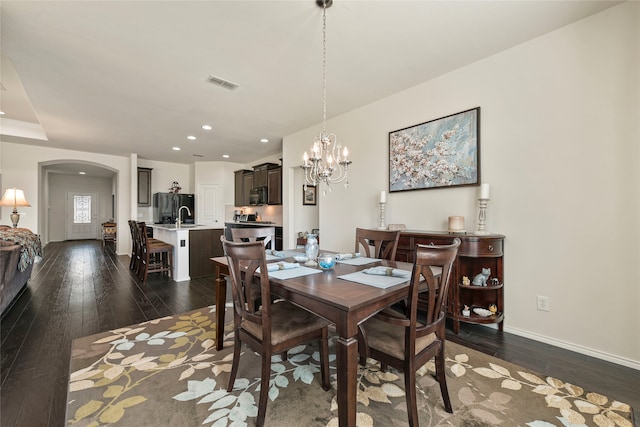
0, 188, 31, 228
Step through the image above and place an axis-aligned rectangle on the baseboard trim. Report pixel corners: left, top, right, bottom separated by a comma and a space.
503, 325, 640, 371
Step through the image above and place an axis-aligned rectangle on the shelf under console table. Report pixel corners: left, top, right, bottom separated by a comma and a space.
396, 230, 505, 334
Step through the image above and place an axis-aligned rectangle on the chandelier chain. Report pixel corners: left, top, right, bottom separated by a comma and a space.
322, 1, 327, 133
301, 0, 351, 192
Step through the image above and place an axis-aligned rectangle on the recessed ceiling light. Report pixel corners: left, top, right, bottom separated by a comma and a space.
79, 171, 86, 175
222, 154, 230, 159
260, 138, 269, 143
202, 125, 212, 131
172, 147, 181, 151
187, 135, 196, 140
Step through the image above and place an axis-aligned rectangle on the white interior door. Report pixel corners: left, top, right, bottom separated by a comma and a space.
66, 191, 98, 240
197, 184, 221, 226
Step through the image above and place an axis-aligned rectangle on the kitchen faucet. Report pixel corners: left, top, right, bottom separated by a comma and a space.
176, 205, 192, 228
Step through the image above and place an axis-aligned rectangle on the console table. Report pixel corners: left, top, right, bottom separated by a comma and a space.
396, 231, 505, 334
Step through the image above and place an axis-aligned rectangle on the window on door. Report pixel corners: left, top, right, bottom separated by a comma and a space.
74, 195, 92, 224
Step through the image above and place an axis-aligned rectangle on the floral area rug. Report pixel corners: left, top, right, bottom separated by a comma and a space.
66, 306, 634, 427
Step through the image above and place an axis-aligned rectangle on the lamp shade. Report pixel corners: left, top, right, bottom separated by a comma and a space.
0, 188, 31, 208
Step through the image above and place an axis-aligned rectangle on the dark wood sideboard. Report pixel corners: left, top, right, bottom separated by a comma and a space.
396, 231, 505, 334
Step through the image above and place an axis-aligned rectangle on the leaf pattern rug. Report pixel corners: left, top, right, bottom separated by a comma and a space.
66, 306, 634, 427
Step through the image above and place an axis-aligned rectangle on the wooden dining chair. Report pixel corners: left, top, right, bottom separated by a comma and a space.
230, 226, 276, 250
358, 238, 460, 427
222, 239, 331, 427
229, 226, 277, 312
137, 222, 174, 283
355, 228, 400, 260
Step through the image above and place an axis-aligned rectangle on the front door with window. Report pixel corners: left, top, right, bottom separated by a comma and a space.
66, 192, 98, 240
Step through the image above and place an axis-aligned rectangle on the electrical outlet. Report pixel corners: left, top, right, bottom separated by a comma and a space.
537, 295, 550, 311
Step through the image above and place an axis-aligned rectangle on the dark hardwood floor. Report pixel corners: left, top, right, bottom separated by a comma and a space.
1, 240, 637, 426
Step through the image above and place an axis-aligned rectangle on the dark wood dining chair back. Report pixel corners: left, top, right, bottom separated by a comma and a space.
358, 238, 461, 427
230, 226, 276, 249
222, 238, 331, 427
355, 228, 400, 260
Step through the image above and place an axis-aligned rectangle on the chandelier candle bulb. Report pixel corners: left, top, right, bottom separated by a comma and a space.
479, 183, 491, 200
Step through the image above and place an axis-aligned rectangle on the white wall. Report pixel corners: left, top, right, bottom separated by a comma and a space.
283, 3, 640, 367
0, 142, 131, 254
136, 158, 192, 222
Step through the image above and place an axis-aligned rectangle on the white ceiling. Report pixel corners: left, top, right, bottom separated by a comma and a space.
0, 0, 620, 168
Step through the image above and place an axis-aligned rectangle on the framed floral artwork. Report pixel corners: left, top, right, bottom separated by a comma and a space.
389, 107, 480, 192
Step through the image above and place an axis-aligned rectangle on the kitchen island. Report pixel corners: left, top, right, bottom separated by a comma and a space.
149, 224, 224, 281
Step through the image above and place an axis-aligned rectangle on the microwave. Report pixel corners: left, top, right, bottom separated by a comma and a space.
249, 186, 267, 205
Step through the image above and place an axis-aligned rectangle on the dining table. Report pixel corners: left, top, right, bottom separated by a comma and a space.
210, 250, 426, 427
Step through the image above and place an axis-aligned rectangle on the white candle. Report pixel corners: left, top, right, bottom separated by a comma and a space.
479, 183, 490, 199
379, 190, 386, 203
448, 216, 465, 231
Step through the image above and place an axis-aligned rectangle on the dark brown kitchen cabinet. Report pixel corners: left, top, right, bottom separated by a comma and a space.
396, 231, 505, 334
242, 171, 253, 206
189, 228, 224, 278
137, 167, 152, 207
234, 169, 252, 207
252, 162, 278, 188
267, 167, 282, 205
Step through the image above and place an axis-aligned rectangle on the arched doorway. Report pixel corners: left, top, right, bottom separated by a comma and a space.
38, 160, 118, 246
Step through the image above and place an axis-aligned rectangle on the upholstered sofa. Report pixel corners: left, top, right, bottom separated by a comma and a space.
0, 227, 42, 316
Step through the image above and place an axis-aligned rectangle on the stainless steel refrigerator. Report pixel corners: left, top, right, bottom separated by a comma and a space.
153, 192, 195, 224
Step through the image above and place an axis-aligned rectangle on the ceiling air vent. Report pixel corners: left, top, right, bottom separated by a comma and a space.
206, 75, 239, 91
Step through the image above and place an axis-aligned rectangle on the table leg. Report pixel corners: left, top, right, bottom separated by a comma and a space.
215, 266, 227, 351
335, 336, 358, 427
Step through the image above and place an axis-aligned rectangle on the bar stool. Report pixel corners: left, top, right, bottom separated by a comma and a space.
137, 222, 174, 283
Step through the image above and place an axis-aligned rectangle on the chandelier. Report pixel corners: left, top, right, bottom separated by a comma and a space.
302, 0, 351, 194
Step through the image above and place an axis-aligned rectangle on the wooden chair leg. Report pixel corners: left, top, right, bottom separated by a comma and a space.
166, 251, 173, 278
256, 349, 272, 427
405, 365, 419, 427
436, 349, 453, 413
227, 330, 242, 392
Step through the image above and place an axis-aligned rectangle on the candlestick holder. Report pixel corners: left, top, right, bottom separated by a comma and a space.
476, 198, 490, 235
378, 202, 387, 230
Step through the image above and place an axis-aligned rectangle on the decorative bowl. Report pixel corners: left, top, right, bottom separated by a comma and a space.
472, 307, 493, 317
317, 253, 336, 270
293, 255, 308, 263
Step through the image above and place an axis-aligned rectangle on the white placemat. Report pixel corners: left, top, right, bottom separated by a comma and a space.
336, 256, 380, 266
268, 266, 323, 280
337, 270, 410, 289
